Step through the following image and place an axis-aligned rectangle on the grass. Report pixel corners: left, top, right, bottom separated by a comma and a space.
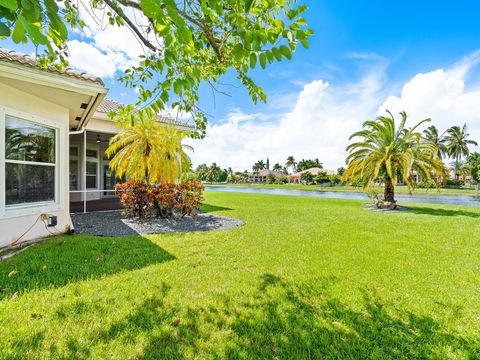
1, 191, 480, 358
207, 182, 480, 196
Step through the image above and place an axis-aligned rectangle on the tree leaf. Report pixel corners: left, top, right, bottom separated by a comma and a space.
272, 47, 282, 61
245, 0, 255, 13
259, 53, 266, 69
11, 18, 25, 43
249, 53, 257, 69
300, 38, 309, 49
279, 45, 292, 60
0, 22, 10, 37
0, 0, 17, 11
18, 15, 48, 45
265, 50, 274, 64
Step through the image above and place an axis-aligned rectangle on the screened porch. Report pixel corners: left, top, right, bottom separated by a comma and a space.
69, 131, 124, 213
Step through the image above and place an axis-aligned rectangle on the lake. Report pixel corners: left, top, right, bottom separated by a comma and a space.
205, 186, 480, 207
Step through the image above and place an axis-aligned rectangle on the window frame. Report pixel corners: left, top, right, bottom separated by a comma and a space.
0, 107, 65, 218
69, 145, 79, 191
85, 145, 99, 189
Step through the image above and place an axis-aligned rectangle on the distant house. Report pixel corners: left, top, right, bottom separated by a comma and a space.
247, 169, 284, 183
288, 167, 335, 184
0, 48, 192, 246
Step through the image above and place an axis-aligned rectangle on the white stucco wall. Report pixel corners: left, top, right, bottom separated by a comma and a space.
0, 82, 71, 247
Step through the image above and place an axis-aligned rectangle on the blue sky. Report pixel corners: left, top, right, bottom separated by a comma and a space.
2, 1, 480, 170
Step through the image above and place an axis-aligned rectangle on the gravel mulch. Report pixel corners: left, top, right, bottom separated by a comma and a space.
71, 210, 245, 237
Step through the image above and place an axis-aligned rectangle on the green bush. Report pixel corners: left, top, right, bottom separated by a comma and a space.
314, 171, 330, 184
276, 175, 289, 184
445, 179, 464, 187
115, 180, 204, 218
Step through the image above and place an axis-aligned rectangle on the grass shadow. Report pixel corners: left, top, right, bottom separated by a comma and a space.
408, 206, 480, 218
200, 203, 233, 213
49, 274, 479, 358
0, 235, 175, 299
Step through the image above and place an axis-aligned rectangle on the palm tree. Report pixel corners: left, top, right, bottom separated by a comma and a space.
423, 125, 447, 159
343, 111, 446, 207
252, 160, 266, 173
466, 152, 480, 194
444, 124, 478, 178
106, 114, 191, 183
449, 160, 467, 179
272, 163, 283, 171
285, 156, 296, 174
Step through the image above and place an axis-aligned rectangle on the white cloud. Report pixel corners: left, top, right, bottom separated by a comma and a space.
380, 51, 480, 139
66, 40, 117, 78
188, 51, 480, 172
66, 1, 152, 79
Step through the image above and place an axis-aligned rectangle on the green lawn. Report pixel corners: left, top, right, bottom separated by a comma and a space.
1, 192, 480, 359
207, 182, 480, 196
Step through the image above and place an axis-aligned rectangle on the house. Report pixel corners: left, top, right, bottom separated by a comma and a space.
0, 48, 193, 246
246, 169, 284, 183
288, 167, 335, 184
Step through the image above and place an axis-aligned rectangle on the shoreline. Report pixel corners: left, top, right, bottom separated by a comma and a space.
204, 183, 480, 197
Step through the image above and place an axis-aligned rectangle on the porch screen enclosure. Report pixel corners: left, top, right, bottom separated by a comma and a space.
69, 130, 124, 213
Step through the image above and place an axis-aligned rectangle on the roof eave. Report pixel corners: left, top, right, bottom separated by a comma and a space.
0, 61, 107, 97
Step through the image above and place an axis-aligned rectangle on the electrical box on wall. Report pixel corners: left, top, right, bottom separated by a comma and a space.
47, 215, 57, 227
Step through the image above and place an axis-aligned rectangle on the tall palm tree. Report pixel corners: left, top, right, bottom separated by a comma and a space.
423, 125, 447, 159
343, 111, 446, 207
252, 160, 266, 173
106, 115, 191, 184
444, 124, 478, 178
285, 156, 296, 174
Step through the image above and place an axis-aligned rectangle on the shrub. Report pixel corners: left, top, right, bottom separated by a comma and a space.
365, 183, 383, 203
115, 180, 152, 218
328, 174, 342, 184
173, 181, 204, 217
276, 175, 289, 184
301, 171, 314, 184
314, 171, 329, 184
266, 174, 276, 184
445, 179, 463, 187
115, 180, 204, 218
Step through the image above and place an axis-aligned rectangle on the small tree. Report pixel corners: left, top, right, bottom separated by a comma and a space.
266, 173, 276, 184
467, 152, 480, 194
314, 171, 330, 184
2, 0, 313, 136
343, 111, 447, 208
106, 114, 191, 183
300, 171, 314, 184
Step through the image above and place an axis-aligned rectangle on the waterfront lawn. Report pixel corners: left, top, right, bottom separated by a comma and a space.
1, 191, 480, 358
208, 182, 480, 196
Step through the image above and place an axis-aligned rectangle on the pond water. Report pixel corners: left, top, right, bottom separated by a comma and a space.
205, 186, 480, 207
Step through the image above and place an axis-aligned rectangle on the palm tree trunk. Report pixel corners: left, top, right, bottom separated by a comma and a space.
384, 178, 395, 202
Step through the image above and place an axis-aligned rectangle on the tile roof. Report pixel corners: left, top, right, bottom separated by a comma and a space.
0, 47, 104, 85
289, 167, 336, 177
97, 98, 195, 130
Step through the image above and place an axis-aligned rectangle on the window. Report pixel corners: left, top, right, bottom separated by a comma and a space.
86, 161, 97, 189
5, 116, 57, 206
86, 149, 97, 158
69, 146, 78, 156
69, 160, 78, 190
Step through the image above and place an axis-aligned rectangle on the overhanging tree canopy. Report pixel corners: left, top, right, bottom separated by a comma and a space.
0, 0, 313, 137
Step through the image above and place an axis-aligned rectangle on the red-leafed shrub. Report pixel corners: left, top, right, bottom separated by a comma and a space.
115, 180, 204, 219
173, 181, 204, 217
115, 180, 153, 218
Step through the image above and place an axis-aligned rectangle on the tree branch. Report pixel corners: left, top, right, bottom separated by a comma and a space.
103, 0, 160, 52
